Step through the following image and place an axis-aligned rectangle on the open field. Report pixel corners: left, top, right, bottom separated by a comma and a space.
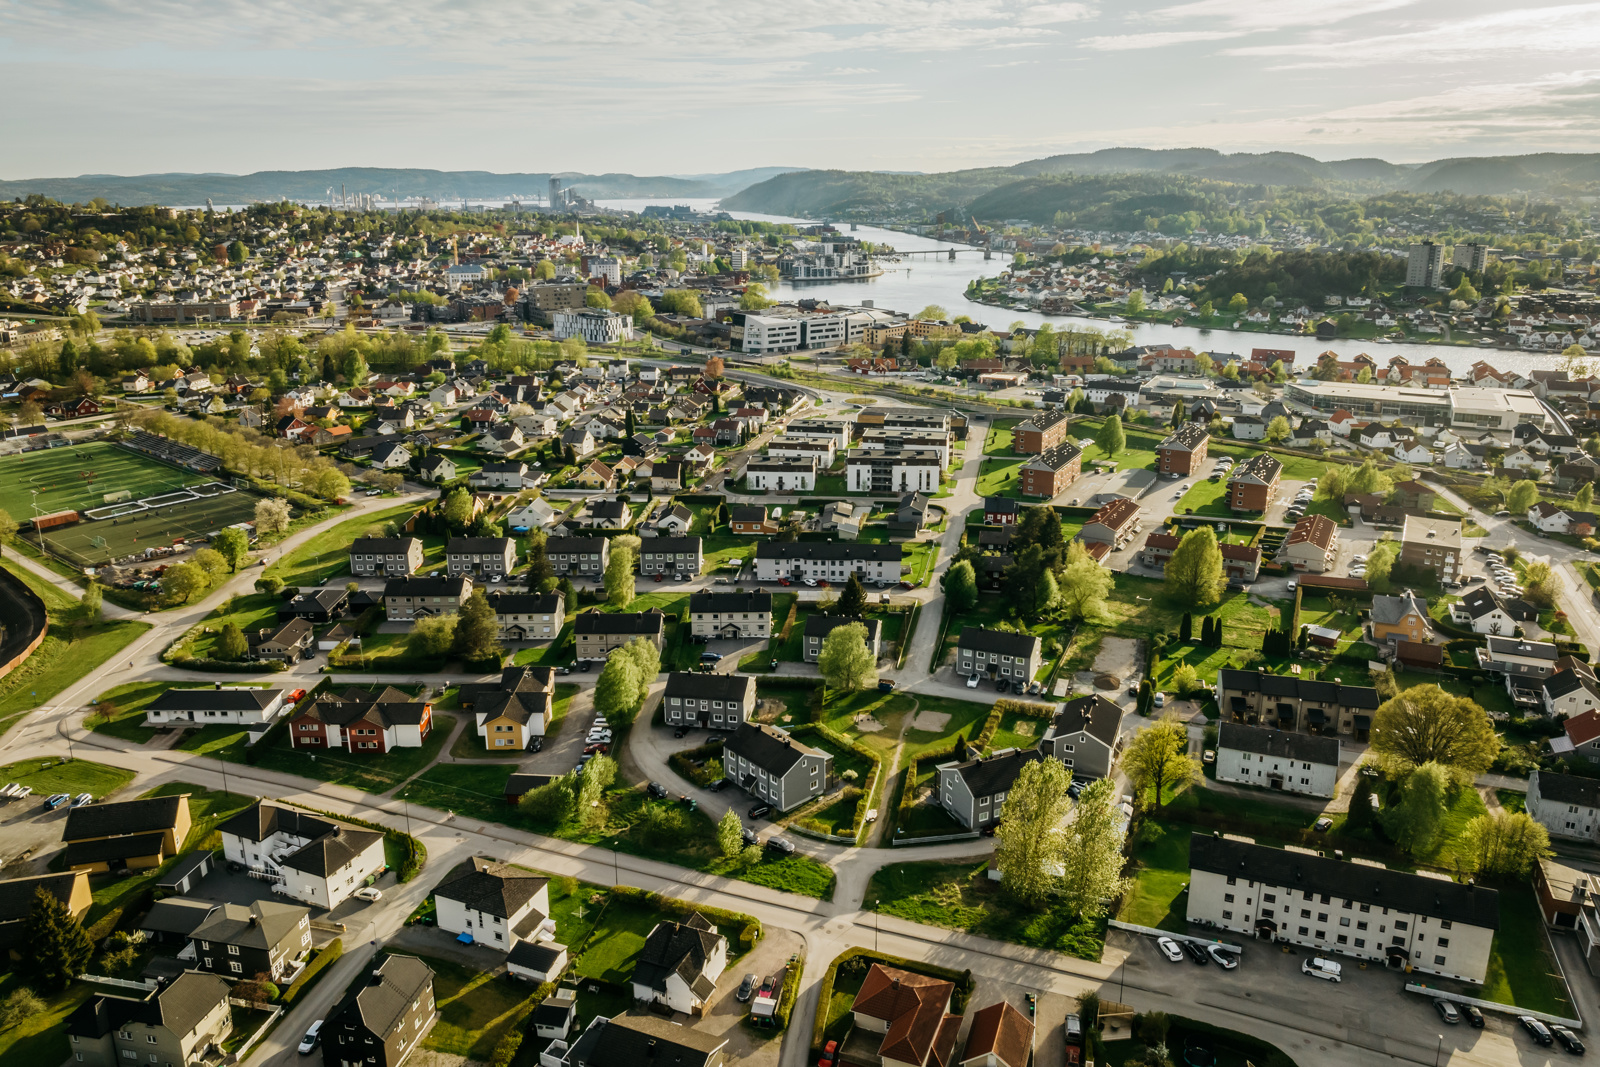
0, 441, 210, 517
38, 489, 261, 567
263, 502, 425, 587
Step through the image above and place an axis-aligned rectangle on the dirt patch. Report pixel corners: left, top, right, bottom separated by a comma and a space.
754, 698, 789, 724
1009, 720, 1037, 738
1094, 674, 1120, 690
910, 711, 951, 732
854, 714, 887, 733
1091, 636, 1140, 681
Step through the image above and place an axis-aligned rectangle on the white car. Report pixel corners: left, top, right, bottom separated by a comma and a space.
1207, 945, 1238, 969
298, 1021, 324, 1055
965, 674, 980, 688
1351, 554, 1368, 563
803, 578, 818, 587
353, 886, 382, 902
1157, 936, 1185, 963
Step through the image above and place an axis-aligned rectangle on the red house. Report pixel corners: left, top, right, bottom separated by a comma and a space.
290, 685, 433, 753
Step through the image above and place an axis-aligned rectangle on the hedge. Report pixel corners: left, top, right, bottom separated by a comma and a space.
170, 657, 288, 673
811, 948, 974, 1052
286, 801, 426, 882
755, 676, 822, 692
283, 939, 343, 1003
669, 740, 727, 788
487, 980, 558, 1067
85, 887, 154, 943
788, 722, 884, 841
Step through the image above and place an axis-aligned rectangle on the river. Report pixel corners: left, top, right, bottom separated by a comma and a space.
598, 197, 1567, 378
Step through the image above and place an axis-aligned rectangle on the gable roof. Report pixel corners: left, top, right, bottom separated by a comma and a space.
725, 722, 828, 778
1218, 722, 1339, 765
1537, 769, 1600, 808
147, 688, 280, 713
434, 857, 549, 919
567, 1012, 727, 1067
947, 748, 1044, 798
1285, 514, 1337, 551
631, 913, 724, 995
63, 795, 187, 843
189, 900, 307, 951
961, 1001, 1034, 1067
1085, 497, 1140, 533
68, 971, 230, 1042
1458, 586, 1509, 621
328, 953, 433, 1040
1051, 695, 1122, 749
1369, 592, 1428, 626
853, 964, 960, 1067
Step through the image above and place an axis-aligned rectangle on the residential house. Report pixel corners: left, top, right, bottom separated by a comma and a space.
144, 686, 286, 729
66, 972, 232, 1067
561, 426, 596, 459
248, 617, 314, 662
1214, 723, 1339, 798
547, 536, 609, 577
1018, 442, 1084, 499
416, 454, 458, 483
1278, 514, 1339, 573
189, 900, 312, 981
446, 537, 516, 579
723, 722, 832, 811
1231, 415, 1266, 440
938, 748, 1045, 829
638, 536, 702, 576
433, 857, 553, 951
279, 587, 349, 624
506, 499, 562, 532
630, 913, 727, 1016
1226, 454, 1283, 512
370, 441, 412, 470
984, 498, 1020, 525
662, 672, 756, 729
1528, 769, 1600, 842
552, 1013, 728, 1067
1369, 592, 1432, 646
1557, 709, 1600, 762
745, 458, 816, 492
958, 1002, 1033, 1067
1078, 498, 1142, 548
384, 575, 473, 620
472, 461, 529, 489
1216, 668, 1381, 737
574, 609, 666, 662
487, 591, 564, 641
850, 964, 960, 1067
350, 537, 424, 577
576, 460, 616, 491
1399, 516, 1462, 584
1545, 661, 1600, 719
322, 955, 436, 1067
803, 615, 882, 663
730, 506, 778, 536
896, 491, 930, 530
955, 627, 1042, 682
62, 794, 191, 873
1155, 422, 1210, 476
289, 685, 434, 753
1040, 695, 1123, 780
473, 667, 559, 751
218, 802, 386, 910
1187, 832, 1498, 983
0, 871, 89, 952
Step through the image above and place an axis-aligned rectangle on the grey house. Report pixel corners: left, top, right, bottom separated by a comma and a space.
955, 627, 1042, 682
803, 615, 882, 663
446, 536, 516, 578
688, 591, 772, 639
936, 748, 1045, 830
1040, 695, 1124, 780
574, 609, 665, 662
722, 723, 832, 811
547, 536, 609, 577
486, 591, 565, 641
67, 971, 233, 1067
638, 536, 704, 576
189, 899, 312, 981
322, 954, 437, 1067
383, 575, 473, 620
350, 537, 424, 577
662, 672, 756, 729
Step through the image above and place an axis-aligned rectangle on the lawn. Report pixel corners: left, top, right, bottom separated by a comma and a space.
984, 418, 1021, 456
899, 694, 994, 768
902, 541, 939, 587
0, 972, 92, 1067
86, 680, 267, 743
865, 860, 1107, 960
0, 440, 213, 518
938, 593, 1074, 676
1175, 478, 1232, 517
419, 955, 541, 1060
0, 561, 151, 735
0, 756, 134, 801
1118, 821, 1194, 933
820, 690, 916, 761
1480, 886, 1572, 1015
989, 707, 1049, 752
976, 457, 1026, 499
263, 501, 421, 587
181, 591, 282, 661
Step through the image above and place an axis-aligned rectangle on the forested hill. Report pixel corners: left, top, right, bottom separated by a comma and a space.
724, 149, 1600, 219
0, 166, 798, 207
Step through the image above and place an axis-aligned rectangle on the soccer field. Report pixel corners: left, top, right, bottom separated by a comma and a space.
0, 442, 210, 519
36, 491, 262, 566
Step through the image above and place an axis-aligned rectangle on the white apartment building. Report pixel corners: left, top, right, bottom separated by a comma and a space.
1214, 723, 1340, 799
552, 308, 634, 345
846, 449, 940, 494
753, 541, 902, 584
764, 435, 837, 463
744, 458, 816, 492
1528, 768, 1600, 842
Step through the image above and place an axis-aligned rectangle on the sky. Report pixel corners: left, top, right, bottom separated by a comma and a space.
2, 0, 1598, 179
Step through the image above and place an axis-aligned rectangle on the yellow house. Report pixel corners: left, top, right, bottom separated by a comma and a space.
62, 795, 192, 873
908, 319, 961, 340
1370, 591, 1432, 645
576, 461, 615, 490
475, 691, 553, 752
0, 871, 91, 954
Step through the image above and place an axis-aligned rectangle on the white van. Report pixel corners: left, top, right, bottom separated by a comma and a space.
1302, 957, 1342, 982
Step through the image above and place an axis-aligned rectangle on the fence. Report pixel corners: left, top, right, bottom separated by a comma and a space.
1405, 982, 1582, 1030
890, 830, 980, 846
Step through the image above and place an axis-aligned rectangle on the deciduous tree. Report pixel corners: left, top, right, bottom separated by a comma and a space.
254, 497, 292, 536
1095, 414, 1125, 458
605, 546, 636, 608
595, 654, 642, 720
617, 636, 661, 713
941, 559, 978, 613
213, 527, 249, 572
1382, 761, 1451, 854
1058, 777, 1131, 919
1461, 810, 1551, 877
718, 808, 743, 858
160, 561, 208, 604
1123, 716, 1200, 810
1265, 416, 1290, 443
1370, 685, 1499, 779
995, 756, 1073, 905
1163, 527, 1224, 607
818, 622, 877, 692
1506, 479, 1541, 515
407, 614, 456, 658
218, 622, 247, 661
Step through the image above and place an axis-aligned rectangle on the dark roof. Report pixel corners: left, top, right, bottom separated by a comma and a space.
1022, 441, 1084, 473
664, 672, 757, 702
1159, 422, 1210, 451
383, 575, 471, 598
984, 497, 1019, 514
190, 900, 307, 951
511, 940, 569, 975
688, 591, 774, 613
0, 871, 84, 925
574, 609, 665, 636
725, 723, 829, 778
1217, 668, 1380, 709
948, 748, 1044, 797
63, 795, 187, 843
956, 626, 1040, 658
802, 614, 883, 643
1537, 769, 1600, 807
730, 506, 768, 522
1051, 695, 1122, 749
631, 913, 724, 995
447, 536, 514, 555
753, 542, 901, 562
64, 832, 168, 866
435, 858, 549, 919
1486, 636, 1559, 660
139, 897, 219, 937
1218, 722, 1339, 765
68, 972, 231, 1043
547, 536, 607, 554
218, 802, 383, 877
566, 1012, 727, 1067
327, 953, 433, 1040
486, 592, 564, 615
1229, 453, 1283, 484
147, 688, 280, 713
1458, 587, 1507, 620
1188, 832, 1499, 929
643, 536, 702, 554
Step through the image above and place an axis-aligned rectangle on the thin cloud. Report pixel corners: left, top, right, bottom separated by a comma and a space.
1081, 29, 1247, 50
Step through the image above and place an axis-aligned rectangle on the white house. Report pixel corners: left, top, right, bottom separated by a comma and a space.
144, 687, 286, 728
1213, 723, 1340, 799
1231, 415, 1266, 440
1450, 587, 1519, 636
1545, 663, 1600, 719
433, 858, 554, 950
1504, 449, 1550, 474
629, 913, 727, 1016
745, 457, 817, 492
1530, 501, 1575, 533
1441, 442, 1485, 470
1527, 768, 1600, 842
506, 499, 561, 531
369, 441, 412, 470
218, 802, 386, 911
1393, 440, 1434, 464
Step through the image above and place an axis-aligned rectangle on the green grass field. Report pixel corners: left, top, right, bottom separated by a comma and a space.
0, 441, 208, 517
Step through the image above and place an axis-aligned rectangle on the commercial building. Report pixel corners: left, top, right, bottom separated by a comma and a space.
1155, 422, 1210, 476
1214, 723, 1340, 798
1399, 516, 1461, 584
753, 542, 902, 585
1186, 832, 1498, 983
1283, 380, 1548, 434
1018, 442, 1084, 498
552, 308, 634, 344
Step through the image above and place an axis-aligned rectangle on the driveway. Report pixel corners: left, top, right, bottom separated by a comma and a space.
698, 927, 804, 1067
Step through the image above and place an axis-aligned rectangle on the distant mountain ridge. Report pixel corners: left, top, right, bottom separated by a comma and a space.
723, 148, 1600, 218
0, 166, 808, 207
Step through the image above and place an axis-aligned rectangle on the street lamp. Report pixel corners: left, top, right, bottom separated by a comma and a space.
1435, 1034, 1444, 1067
873, 900, 880, 953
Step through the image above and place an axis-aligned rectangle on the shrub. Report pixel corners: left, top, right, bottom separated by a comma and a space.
282, 939, 342, 1003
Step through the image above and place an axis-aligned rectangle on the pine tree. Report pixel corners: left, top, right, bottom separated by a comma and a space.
838, 573, 868, 617
20, 886, 93, 993
1179, 613, 1192, 643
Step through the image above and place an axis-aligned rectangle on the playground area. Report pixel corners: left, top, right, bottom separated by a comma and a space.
0, 441, 216, 520
0, 442, 262, 567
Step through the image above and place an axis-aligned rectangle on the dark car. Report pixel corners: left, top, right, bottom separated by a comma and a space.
736, 974, 757, 1002
1462, 1005, 1484, 1029
765, 836, 795, 854
673, 726, 686, 738
707, 778, 729, 792
1553, 1025, 1586, 1054
646, 782, 669, 799
995, 678, 1009, 692
749, 804, 771, 819
1182, 940, 1209, 965
1521, 1016, 1555, 1046
1067, 781, 1084, 800
1012, 680, 1027, 694
699, 651, 722, 663
530, 737, 543, 752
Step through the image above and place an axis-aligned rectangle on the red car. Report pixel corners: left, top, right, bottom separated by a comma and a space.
653, 573, 664, 582
584, 743, 610, 755
779, 578, 792, 586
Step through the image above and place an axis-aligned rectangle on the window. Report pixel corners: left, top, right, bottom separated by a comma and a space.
1300, 909, 1311, 919
1222, 910, 1233, 920
227, 945, 239, 955
1320, 894, 1331, 905
1392, 936, 1406, 947
1339, 917, 1350, 927
1438, 938, 1449, 948
229, 962, 242, 973
1315, 930, 1325, 940
147, 1036, 158, 1044
1298, 926, 1309, 936
1264, 893, 1277, 904
1395, 920, 1409, 931
1225, 893, 1235, 903
1336, 935, 1348, 945
1440, 920, 1452, 930
1357, 921, 1368, 931
1359, 903, 1370, 913
1434, 955, 1447, 966
1317, 913, 1328, 923
1227, 876, 1237, 886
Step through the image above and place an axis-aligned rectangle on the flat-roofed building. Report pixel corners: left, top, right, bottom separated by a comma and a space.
1399, 516, 1461, 584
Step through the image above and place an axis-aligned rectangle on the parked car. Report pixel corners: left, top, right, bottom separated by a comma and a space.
699, 651, 722, 663
647, 782, 669, 799
673, 726, 686, 738
1552, 1025, 1585, 1054
995, 678, 1009, 692
1520, 1016, 1554, 1046
353, 887, 382, 902
1301, 957, 1342, 982
1434, 1000, 1460, 1025
749, 804, 771, 819
966, 674, 980, 688
736, 974, 757, 1003
1156, 937, 1185, 963
1462, 1005, 1484, 1029
298, 1021, 324, 1055
1207, 945, 1237, 969
43, 792, 69, 810
765, 836, 796, 854
1182, 940, 1209, 965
